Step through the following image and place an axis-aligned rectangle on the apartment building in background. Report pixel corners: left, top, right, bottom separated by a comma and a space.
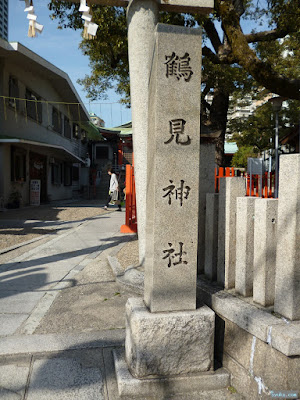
0, 39, 100, 206
0, 0, 8, 41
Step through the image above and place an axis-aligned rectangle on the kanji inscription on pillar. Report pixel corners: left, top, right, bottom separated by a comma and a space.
162, 242, 188, 268
164, 119, 191, 145
145, 24, 202, 312
165, 52, 193, 82
162, 179, 191, 206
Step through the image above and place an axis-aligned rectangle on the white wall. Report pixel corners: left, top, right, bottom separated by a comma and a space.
0, 56, 90, 204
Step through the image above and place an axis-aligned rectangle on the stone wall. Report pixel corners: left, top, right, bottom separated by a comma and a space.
197, 280, 300, 399
222, 319, 300, 400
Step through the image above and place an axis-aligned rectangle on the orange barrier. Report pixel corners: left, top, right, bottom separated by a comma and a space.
121, 164, 137, 234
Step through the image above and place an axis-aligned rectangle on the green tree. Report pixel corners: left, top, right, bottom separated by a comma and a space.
231, 146, 257, 168
48, 0, 300, 162
228, 99, 300, 154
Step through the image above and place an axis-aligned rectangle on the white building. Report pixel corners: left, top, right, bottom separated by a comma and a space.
0, 39, 98, 207
0, 0, 8, 41
89, 112, 105, 128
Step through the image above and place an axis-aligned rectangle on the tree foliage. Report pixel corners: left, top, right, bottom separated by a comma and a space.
48, 0, 299, 162
228, 99, 300, 156
231, 146, 257, 168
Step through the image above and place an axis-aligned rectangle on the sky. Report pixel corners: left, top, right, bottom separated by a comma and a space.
8, 0, 132, 128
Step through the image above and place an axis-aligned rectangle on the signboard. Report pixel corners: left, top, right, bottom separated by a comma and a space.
247, 158, 264, 175
30, 179, 41, 206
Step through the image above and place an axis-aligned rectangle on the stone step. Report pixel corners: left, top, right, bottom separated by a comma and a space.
114, 349, 235, 398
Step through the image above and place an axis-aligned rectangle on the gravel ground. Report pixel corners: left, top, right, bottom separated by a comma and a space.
0, 200, 108, 222
116, 238, 140, 271
0, 200, 110, 252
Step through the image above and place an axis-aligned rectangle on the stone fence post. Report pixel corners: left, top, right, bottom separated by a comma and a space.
204, 192, 219, 281
217, 177, 246, 288
253, 198, 278, 307
274, 154, 300, 320
235, 197, 256, 297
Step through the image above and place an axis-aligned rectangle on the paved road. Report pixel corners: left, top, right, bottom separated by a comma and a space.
0, 211, 125, 337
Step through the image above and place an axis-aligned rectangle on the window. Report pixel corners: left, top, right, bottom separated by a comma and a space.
73, 123, 80, 139
26, 89, 42, 123
52, 107, 62, 134
8, 76, 19, 109
64, 164, 72, 186
11, 147, 26, 182
96, 146, 109, 160
72, 165, 79, 181
51, 163, 62, 185
81, 129, 87, 143
64, 116, 72, 139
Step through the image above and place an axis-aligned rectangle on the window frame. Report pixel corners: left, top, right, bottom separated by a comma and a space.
11, 147, 26, 183
8, 76, 19, 110
51, 162, 62, 185
25, 88, 43, 124
73, 123, 80, 140
64, 163, 72, 186
52, 107, 62, 134
64, 116, 72, 139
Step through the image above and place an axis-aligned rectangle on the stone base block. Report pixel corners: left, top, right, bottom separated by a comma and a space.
125, 298, 215, 378
114, 349, 230, 398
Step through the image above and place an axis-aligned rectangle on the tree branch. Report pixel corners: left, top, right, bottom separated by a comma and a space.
216, 0, 300, 100
202, 46, 221, 64
203, 19, 222, 54
245, 29, 294, 43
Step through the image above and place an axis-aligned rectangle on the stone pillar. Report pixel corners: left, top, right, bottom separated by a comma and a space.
127, 0, 159, 266
144, 24, 202, 313
198, 144, 216, 275
217, 177, 246, 288
204, 193, 219, 281
274, 154, 300, 320
125, 23, 215, 380
235, 197, 255, 297
253, 198, 278, 307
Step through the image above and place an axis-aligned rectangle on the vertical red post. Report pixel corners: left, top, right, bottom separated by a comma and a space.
215, 167, 218, 193
121, 164, 137, 233
246, 175, 250, 196
117, 142, 123, 166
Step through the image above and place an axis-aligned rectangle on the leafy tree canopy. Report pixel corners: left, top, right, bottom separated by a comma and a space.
48, 0, 299, 164
48, 0, 299, 102
231, 145, 257, 168
228, 99, 300, 156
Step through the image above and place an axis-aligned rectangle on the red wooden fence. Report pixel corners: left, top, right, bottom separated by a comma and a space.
215, 167, 235, 193
121, 164, 137, 233
215, 168, 275, 198
246, 172, 275, 198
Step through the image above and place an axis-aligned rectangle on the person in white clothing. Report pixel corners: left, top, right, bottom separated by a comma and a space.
104, 168, 121, 211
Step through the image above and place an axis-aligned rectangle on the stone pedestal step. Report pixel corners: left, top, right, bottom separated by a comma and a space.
114, 349, 231, 398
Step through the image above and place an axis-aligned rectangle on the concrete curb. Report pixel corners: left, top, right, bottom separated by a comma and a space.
0, 211, 109, 258
106, 236, 144, 296
0, 330, 125, 356
0, 235, 48, 255
116, 269, 144, 295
